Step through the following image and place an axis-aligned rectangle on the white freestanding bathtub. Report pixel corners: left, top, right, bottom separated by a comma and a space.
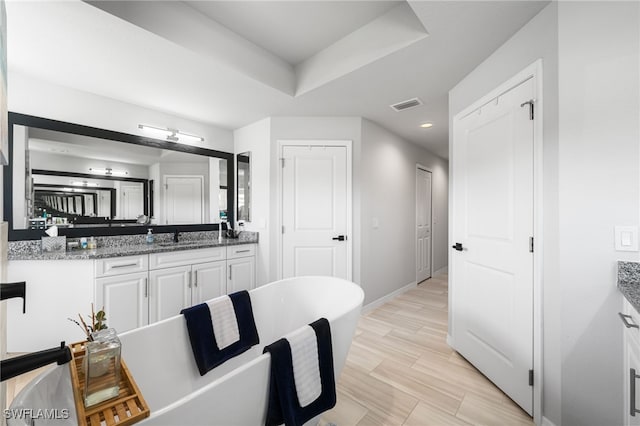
8, 276, 364, 425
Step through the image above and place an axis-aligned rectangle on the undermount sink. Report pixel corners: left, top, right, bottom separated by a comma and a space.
157, 241, 202, 247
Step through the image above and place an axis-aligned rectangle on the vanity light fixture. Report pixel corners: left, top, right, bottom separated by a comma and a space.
138, 124, 173, 138
420, 122, 434, 128
175, 131, 205, 143
138, 124, 204, 143
89, 167, 128, 176
70, 181, 99, 187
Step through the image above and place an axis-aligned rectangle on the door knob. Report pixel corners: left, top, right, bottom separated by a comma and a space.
452, 243, 463, 251
332, 235, 347, 241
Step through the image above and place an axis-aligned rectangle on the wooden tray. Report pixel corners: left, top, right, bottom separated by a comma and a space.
68, 341, 150, 426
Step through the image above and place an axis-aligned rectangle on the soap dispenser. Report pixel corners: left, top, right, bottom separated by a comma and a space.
146, 229, 154, 244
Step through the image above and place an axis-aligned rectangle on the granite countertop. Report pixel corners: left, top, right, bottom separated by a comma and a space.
618, 261, 640, 313
8, 231, 258, 261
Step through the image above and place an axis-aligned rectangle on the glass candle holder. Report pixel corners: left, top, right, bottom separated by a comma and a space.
83, 328, 121, 407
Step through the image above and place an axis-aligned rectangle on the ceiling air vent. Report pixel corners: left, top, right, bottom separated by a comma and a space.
390, 97, 423, 112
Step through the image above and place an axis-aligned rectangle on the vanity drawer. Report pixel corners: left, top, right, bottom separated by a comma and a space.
95, 255, 148, 278
149, 247, 225, 270
226, 244, 256, 260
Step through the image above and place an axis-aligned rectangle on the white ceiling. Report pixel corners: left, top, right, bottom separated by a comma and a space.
7, 1, 549, 159
186, 1, 400, 65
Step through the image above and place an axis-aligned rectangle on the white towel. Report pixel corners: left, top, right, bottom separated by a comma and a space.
286, 325, 322, 407
207, 296, 240, 350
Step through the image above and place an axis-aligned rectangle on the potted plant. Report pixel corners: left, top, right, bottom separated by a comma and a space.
68, 303, 107, 342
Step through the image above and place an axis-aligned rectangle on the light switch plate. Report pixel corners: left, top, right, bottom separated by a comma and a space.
615, 226, 639, 251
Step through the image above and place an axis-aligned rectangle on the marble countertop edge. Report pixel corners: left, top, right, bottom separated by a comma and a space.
618, 261, 640, 313
8, 236, 258, 261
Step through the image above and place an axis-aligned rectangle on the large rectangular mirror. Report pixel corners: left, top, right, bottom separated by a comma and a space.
4, 113, 234, 239
237, 152, 250, 222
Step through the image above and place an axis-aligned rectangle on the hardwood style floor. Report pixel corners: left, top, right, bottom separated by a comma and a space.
7, 273, 533, 425
321, 273, 533, 426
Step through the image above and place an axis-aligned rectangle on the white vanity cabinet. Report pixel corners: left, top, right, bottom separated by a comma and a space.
95, 272, 149, 334
192, 260, 227, 304
148, 265, 191, 323
6, 243, 256, 352
621, 297, 640, 426
227, 245, 256, 293
148, 247, 227, 322
95, 255, 150, 334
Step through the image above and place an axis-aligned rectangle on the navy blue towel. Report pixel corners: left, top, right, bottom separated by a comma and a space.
181, 290, 259, 376
263, 318, 336, 426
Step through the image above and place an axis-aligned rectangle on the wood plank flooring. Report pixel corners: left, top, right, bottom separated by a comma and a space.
321, 273, 533, 426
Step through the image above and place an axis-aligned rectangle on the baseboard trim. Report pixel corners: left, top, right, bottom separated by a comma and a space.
362, 281, 417, 314
541, 416, 557, 426
433, 266, 448, 277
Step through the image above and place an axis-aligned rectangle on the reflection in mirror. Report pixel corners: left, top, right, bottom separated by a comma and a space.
11, 122, 230, 231
237, 152, 251, 222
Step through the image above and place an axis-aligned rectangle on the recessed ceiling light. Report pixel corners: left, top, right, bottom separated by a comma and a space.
420, 123, 433, 128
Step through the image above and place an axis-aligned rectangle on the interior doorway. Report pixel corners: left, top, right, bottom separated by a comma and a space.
416, 165, 433, 284
450, 61, 542, 417
278, 140, 352, 280
163, 175, 204, 224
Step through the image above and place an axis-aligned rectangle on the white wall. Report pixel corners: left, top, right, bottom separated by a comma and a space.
234, 118, 271, 286
235, 116, 449, 308
558, 3, 639, 425
30, 151, 150, 178
8, 72, 234, 153
360, 119, 448, 305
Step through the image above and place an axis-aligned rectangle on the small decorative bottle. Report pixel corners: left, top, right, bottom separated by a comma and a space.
146, 228, 154, 244
83, 328, 121, 407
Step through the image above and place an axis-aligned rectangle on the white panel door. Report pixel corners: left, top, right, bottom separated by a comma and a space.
192, 260, 227, 304
281, 145, 349, 279
164, 176, 203, 224
227, 257, 256, 293
416, 167, 432, 283
95, 272, 148, 334
149, 265, 191, 323
452, 78, 534, 414
121, 185, 143, 220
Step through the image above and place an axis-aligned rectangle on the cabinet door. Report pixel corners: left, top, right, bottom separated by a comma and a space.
95, 272, 148, 334
192, 260, 226, 305
625, 336, 640, 426
149, 265, 191, 323
227, 256, 255, 294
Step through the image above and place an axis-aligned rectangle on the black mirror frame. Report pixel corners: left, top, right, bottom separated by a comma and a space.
237, 152, 250, 223
3, 112, 234, 241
